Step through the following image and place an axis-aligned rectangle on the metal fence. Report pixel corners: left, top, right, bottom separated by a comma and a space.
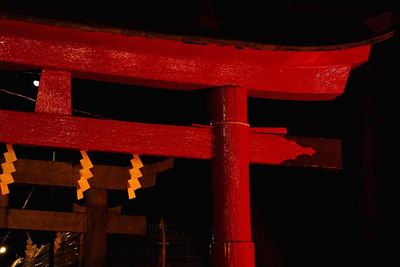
15, 223, 210, 267
107, 223, 210, 267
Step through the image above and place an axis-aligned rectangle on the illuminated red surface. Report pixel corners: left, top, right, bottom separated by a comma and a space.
0, 110, 313, 164
211, 87, 254, 266
35, 69, 72, 115
212, 242, 255, 267
0, 18, 370, 266
0, 19, 370, 100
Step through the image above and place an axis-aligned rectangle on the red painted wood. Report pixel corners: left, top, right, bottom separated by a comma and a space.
250, 132, 315, 164
251, 127, 287, 134
0, 19, 370, 100
212, 242, 255, 267
210, 87, 254, 267
0, 18, 371, 267
35, 69, 72, 115
0, 110, 211, 159
0, 110, 314, 164
194, 124, 315, 163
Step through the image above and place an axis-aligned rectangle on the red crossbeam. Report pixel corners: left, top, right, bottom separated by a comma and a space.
0, 19, 370, 100
0, 110, 313, 164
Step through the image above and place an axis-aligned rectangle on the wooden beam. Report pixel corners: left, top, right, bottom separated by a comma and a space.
0, 12, 392, 52
0, 209, 86, 232
12, 158, 174, 190
281, 136, 342, 170
107, 214, 146, 235
13, 160, 74, 188
0, 110, 342, 168
0, 209, 146, 234
0, 18, 370, 100
0, 110, 211, 159
249, 132, 315, 166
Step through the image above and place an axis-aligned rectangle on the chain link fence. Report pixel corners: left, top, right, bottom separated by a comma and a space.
14, 223, 210, 267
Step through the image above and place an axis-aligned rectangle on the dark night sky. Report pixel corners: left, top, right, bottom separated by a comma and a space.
0, 1, 398, 266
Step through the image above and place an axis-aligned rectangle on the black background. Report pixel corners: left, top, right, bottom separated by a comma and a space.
0, 1, 398, 266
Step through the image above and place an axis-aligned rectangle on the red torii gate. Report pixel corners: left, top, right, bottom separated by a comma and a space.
0, 18, 370, 266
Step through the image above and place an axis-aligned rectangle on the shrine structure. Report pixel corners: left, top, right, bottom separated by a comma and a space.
0, 17, 375, 266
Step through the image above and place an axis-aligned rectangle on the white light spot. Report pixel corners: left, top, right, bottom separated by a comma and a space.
0, 246, 7, 254
33, 80, 40, 87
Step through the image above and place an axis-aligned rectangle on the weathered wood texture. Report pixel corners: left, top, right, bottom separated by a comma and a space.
210, 87, 254, 267
0, 110, 211, 159
84, 189, 107, 267
0, 110, 341, 168
0, 18, 370, 100
0, 209, 146, 234
0, 209, 86, 232
35, 69, 72, 115
281, 136, 342, 169
0, 12, 393, 51
107, 214, 146, 235
12, 158, 174, 189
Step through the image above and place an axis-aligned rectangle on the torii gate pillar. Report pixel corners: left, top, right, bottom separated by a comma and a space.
211, 86, 254, 267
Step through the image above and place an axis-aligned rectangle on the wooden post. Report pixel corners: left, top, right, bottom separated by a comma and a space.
210, 86, 255, 267
84, 189, 108, 267
79, 233, 85, 267
0, 195, 8, 209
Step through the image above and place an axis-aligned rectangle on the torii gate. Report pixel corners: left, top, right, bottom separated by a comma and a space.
0, 18, 371, 266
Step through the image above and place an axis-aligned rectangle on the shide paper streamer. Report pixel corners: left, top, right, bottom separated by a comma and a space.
0, 144, 17, 195
76, 151, 94, 200
128, 154, 144, 199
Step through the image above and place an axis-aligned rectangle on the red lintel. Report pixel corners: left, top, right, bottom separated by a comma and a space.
0, 18, 370, 100
0, 110, 313, 164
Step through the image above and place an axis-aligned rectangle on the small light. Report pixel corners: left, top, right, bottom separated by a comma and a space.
0, 246, 7, 254
33, 80, 40, 87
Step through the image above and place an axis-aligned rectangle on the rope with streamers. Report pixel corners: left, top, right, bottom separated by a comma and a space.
76, 151, 94, 200
0, 144, 17, 195
128, 154, 144, 199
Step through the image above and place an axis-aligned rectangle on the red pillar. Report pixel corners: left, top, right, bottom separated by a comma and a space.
210, 86, 255, 267
35, 69, 72, 115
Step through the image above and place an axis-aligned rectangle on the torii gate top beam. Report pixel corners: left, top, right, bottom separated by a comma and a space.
0, 18, 370, 100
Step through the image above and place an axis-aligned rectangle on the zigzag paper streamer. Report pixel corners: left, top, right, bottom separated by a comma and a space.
128, 154, 144, 199
0, 144, 17, 195
76, 151, 93, 200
